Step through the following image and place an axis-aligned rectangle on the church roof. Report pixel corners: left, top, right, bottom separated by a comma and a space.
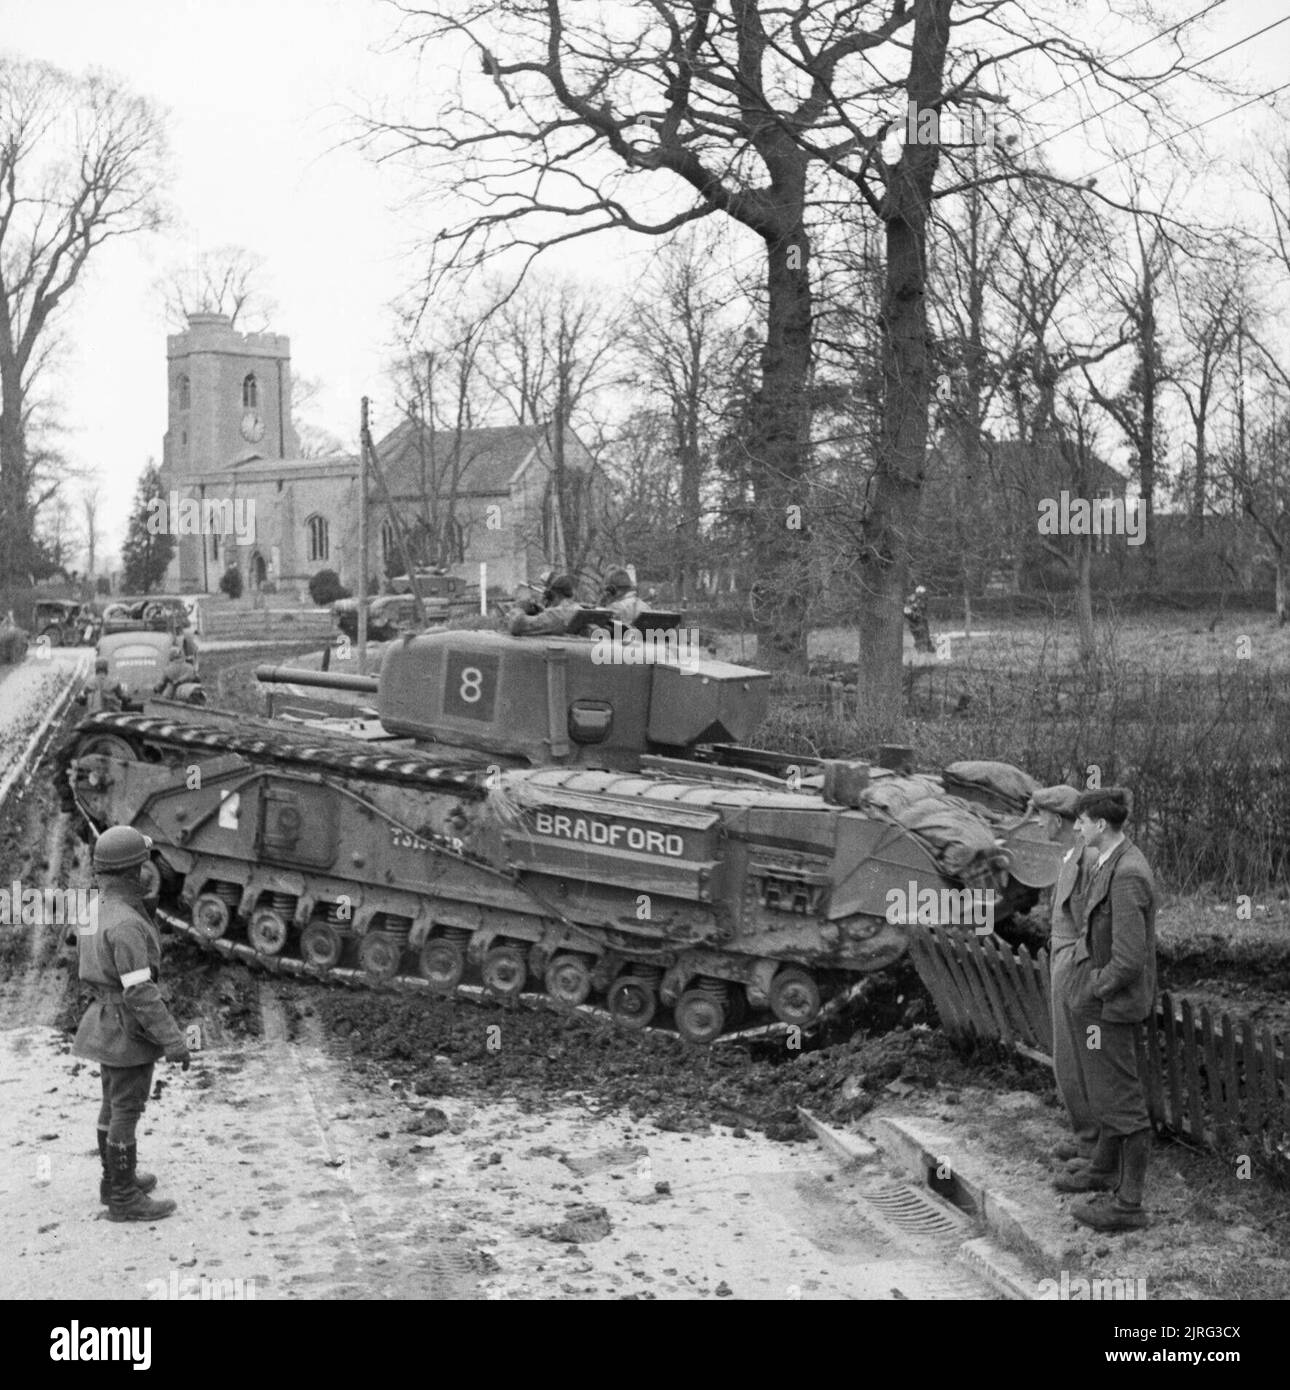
376, 421, 585, 497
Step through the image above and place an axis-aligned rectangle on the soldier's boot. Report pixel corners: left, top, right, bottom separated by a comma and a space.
1053, 1131, 1120, 1193
107, 1142, 175, 1223
1073, 1128, 1152, 1232
98, 1130, 156, 1205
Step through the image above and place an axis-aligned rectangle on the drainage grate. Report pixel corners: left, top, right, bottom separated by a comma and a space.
855, 1182, 967, 1237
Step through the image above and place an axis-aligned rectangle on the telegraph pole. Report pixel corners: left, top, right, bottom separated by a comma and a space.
358, 398, 370, 673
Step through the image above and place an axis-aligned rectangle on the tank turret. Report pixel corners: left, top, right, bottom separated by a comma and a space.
257, 622, 769, 771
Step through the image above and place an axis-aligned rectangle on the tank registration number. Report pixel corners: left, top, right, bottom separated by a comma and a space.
533, 810, 684, 857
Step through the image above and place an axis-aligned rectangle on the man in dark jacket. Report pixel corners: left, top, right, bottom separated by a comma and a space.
73, 826, 191, 1222
1052, 787, 1157, 1232
77, 658, 131, 714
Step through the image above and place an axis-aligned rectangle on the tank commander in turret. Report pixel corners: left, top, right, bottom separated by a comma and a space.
601, 568, 650, 625
509, 573, 581, 636
73, 825, 191, 1222
77, 658, 132, 714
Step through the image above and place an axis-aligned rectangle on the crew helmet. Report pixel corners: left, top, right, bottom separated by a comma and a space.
93, 825, 153, 872
94, 658, 109, 673
604, 568, 633, 594
546, 574, 576, 599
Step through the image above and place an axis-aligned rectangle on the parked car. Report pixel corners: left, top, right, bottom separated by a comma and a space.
101, 597, 198, 661
97, 630, 179, 699
32, 599, 100, 647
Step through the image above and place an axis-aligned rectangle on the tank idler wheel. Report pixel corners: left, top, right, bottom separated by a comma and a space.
359, 933, 403, 981
545, 954, 592, 1007
191, 893, 231, 941
768, 967, 821, 1027
300, 921, 345, 970
482, 945, 528, 999
77, 734, 137, 762
674, 989, 727, 1045
606, 976, 657, 1032
247, 908, 290, 957
418, 937, 465, 992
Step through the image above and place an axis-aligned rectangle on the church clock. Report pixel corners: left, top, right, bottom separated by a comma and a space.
241, 410, 266, 443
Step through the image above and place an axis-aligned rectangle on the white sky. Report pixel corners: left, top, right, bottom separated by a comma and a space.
3, 0, 1290, 566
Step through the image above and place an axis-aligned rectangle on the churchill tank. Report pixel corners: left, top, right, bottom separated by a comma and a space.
58, 616, 1073, 1042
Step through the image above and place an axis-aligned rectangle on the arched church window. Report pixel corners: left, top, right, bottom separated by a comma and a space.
178, 375, 190, 410
242, 374, 258, 409
379, 519, 395, 569
306, 514, 330, 563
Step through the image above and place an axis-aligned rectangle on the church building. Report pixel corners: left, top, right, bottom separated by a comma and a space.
159, 312, 602, 596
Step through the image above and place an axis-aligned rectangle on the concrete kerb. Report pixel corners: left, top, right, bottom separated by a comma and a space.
799, 1106, 1061, 1300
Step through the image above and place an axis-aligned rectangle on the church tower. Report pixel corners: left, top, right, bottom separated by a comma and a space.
160, 312, 299, 591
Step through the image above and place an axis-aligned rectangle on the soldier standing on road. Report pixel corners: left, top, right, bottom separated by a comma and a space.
1052, 788, 1158, 1232
1037, 784, 1098, 1163
508, 574, 581, 636
73, 826, 191, 1222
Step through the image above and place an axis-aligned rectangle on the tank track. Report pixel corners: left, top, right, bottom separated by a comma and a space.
60, 710, 494, 798
65, 711, 859, 1044
158, 905, 861, 1046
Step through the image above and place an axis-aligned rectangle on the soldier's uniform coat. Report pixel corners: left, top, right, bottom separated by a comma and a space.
73, 879, 184, 1068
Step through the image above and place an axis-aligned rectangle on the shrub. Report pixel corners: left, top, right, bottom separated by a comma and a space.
95, 576, 112, 596
0, 617, 29, 665
219, 567, 244, 600
308, 568, 351, 606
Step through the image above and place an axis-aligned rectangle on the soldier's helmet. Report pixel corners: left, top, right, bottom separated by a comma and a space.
604, 568, 633, 594
546, 574, 576, 599
94, 657, 109, 673
93, 825, 153, 872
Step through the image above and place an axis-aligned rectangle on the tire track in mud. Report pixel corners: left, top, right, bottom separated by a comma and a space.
251, 980, 486, 1298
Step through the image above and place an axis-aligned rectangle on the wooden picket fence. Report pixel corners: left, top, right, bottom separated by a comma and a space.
907, 923, 1290, 1178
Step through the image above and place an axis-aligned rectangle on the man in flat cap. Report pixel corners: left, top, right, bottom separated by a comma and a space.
1052, 787, 1157, 1232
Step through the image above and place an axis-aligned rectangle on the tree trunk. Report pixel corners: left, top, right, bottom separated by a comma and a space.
1276, 553, 1286, 626
749, 221, 813, 669
1076, 533, 1095, 667
0, 362, 33, 588
854, 0, 950, 740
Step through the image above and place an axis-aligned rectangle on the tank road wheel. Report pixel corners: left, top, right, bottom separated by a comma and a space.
300, 921, 344, 970
77, 734, 137, 762
191, 893, 231, 941
418, 937, 465, 993
606, 976, 657, 1032
482, 945, 528, 1000
674, 989, 727, 1045
247, 908, 290, 957
358, 933, 403, 981
545, 954, 592, 1007
768, 967, 821, 1027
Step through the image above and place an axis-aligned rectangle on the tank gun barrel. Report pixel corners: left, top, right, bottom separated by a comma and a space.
254, 664, 379, 694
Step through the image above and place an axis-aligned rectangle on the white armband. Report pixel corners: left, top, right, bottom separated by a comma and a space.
121, 968, 152, 989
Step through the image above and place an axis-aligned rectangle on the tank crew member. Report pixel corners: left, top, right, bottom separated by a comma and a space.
1054, 788, 1157, 1232
73, 826, 191, 1222
509, 573, 581, 636
602, 568, 650, 625
154, 645, 199, 699
77, 658, 131, 714
1037, 784, 1098, 1164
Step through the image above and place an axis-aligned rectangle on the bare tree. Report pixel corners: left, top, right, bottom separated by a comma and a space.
158, 244, 275, 331
81, 480, 101, 577
367, 0, 1221, 730
0, 56, 166, 585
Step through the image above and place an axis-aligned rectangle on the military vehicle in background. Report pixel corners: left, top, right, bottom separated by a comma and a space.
332, 572, 485, 643
60, 613, 1073, 1043
33, 599, 100, 647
